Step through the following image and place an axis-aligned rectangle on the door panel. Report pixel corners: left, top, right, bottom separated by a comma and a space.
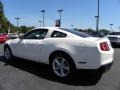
20, 39, 41, 61
13, 29, 48, 62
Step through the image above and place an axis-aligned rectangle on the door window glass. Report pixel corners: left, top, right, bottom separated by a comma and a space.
23, 29, 48, 39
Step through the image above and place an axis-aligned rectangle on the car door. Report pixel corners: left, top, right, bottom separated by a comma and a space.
14, 29, 48, 62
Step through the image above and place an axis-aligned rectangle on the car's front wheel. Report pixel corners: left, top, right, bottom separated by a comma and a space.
4, 46, 13, 61
50, 53, 75, 79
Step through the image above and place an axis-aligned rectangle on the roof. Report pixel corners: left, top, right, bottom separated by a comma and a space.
34, 27, 60, 30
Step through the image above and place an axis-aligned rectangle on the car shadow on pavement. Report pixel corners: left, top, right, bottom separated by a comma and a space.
0, 56, 102, 86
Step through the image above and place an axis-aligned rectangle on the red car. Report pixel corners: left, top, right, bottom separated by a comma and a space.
0, 34, 8, 43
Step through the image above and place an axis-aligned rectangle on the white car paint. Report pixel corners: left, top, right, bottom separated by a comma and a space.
5, 27, 114, 70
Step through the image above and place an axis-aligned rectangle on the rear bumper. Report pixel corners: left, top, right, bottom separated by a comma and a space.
97, 61, 113, 72
78, 62, 113, 73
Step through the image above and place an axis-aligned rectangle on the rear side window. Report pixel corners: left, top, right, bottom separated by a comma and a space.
51, 31, 67, 38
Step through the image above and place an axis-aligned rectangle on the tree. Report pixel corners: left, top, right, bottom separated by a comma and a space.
0, 1, 4, 30
85, 28, 95, 34
19, 25, 35, 33
74, 28, 95, 34
99, 29, 110, 33
0, 1, 4, 17
0, 1, 8, 32
0, 1, 15, 33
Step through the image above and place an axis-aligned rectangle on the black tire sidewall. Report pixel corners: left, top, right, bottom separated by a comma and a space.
4, 46, 13, 60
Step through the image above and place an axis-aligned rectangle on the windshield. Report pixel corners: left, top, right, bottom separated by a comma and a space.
109, 32, 120, 35
60, 28, 91, 38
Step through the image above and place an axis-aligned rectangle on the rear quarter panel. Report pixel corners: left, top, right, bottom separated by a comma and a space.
39, 38, 86, 64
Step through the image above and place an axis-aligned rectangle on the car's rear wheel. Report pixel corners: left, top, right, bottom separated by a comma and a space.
4, 46, 13, 61
50, 53, 75, 79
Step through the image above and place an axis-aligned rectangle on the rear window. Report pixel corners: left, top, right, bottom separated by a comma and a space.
60, 28, 91, 38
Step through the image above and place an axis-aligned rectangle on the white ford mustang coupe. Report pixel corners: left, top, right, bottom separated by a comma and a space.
4, 27, 114, 79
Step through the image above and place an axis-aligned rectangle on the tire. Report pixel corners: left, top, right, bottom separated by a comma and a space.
4, 46, 13, 61
50, 53, 76, 79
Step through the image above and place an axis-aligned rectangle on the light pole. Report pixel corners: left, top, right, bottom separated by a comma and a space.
95, 0, 100, 35
95, 16, 99, 33
118, 27, 120, 32
58, 9, 64, 27
110, 24, 113, 32
38, 20, 42, 27
15, 17, 20, 33
41, 10, 45, 27
71, 25, 73, 29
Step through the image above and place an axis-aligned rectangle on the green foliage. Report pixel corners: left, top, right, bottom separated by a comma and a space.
74, 28, 95, 34
0, 1, 4, 16
0, 1, 34, 33
0, 1, 12, 33
99, 29, 110, 33
19, 25, 35, 33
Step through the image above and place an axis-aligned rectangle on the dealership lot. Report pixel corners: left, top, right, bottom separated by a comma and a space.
0, 44, 120, 90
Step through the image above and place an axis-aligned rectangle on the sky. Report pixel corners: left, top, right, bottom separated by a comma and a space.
1, 0, 120, 31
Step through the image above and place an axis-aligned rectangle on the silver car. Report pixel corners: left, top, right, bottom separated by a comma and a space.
106, 32, 120, 45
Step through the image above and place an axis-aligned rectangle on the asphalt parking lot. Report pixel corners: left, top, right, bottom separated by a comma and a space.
0, 44, 120, 90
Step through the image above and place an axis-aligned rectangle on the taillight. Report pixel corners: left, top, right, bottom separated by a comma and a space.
100, 42, 110, 51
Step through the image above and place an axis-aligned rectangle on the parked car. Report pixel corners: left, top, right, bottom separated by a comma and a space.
106, 32, 120, 45
0, 34, 8, 43
4, 27, 114, 79
8, 33, 19, 39
89, 32, 106, 37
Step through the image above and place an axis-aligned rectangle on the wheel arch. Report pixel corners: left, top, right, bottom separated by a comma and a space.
4, 44, 10, 49
49, 50, 76, 69
4, 44, 13, 55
